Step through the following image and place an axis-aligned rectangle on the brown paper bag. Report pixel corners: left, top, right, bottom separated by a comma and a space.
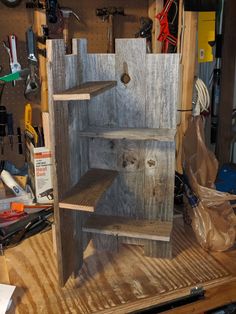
183, 116, 236, 251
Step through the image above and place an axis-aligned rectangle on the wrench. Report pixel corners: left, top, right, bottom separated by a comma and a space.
3, 35, 22, 73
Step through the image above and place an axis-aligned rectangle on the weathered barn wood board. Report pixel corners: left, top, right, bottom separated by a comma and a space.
85, 53, 117, 128
83, 214, 172, 241
53, 81, 117, 101
79, 127, 176, 141
5, 223, 234, 314
59, 169, 118, 212
47, 39, 90, 285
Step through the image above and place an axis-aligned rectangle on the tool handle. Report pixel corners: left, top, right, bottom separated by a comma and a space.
8, 35, 18, 64
26, 27, 37, 63
7, 113, 14, 135
17, 127, 23, 154
0, 106, 7, 137
24, 103, 32, 127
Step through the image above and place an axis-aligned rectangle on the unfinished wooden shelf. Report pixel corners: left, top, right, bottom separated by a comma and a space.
59, 168, 118, 212
53, 81, 117, 101
79, 127, 176, 141
83, 214, 172, 241
47, 38, 179, 286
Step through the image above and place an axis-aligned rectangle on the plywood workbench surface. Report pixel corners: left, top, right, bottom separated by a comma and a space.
2, 219, 236, 314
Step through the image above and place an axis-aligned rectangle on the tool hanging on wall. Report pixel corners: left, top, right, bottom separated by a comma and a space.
7, 113, 14, 151
0, 69, 29, 83
1, 0, 22, 7
96, 7, 125, 53
156, 0, 178, 53
24, 103, 38, 146
0, 81, 7, 155
3, 35, 22, 86
60, 7, 80, 53
135, 17, 153, 53
25, 27, 40, 99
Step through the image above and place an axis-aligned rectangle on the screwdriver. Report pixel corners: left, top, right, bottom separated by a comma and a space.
0, 105, 7, 154
7, 113, 14, 150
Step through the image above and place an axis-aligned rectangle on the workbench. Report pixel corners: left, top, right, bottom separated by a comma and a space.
2, 218, 236, 314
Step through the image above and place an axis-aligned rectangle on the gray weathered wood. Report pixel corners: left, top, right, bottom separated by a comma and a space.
48, 38, 179, 285
79, 127, 176, 141
86, 54, 117, 127
47, 39, 90, 286
83, 215, 172, 241
115, 39, 146, 128
85, 52, 118, 251
146, 54, 180, 129
59, 169, 118, 212
53, 81, 117, 101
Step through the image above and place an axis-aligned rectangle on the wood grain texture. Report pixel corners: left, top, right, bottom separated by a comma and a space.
59, 169, 118, 212
86, 54, 117, 128
176, 12, 197, 173
84, 51, 118, 251
5, 222, 234, 314
148, 0, 163, 53
115, 39, 146, 128
146, 54, 179, 129
79, 127, 176, 141
47, 39, 90, 285
83, 215, 172, 241
0, 255, 10, 284
53, 81, 117, 101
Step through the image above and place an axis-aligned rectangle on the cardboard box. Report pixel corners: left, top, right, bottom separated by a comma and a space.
26, 142, 53, 204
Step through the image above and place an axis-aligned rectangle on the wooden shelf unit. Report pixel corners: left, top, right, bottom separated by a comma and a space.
47, 38, 179, 286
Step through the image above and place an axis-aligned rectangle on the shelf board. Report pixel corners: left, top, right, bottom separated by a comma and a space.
53, 81, 117, 101
79, 127, 176, 141
59, 169, 118, 212
83, 215, 172, 242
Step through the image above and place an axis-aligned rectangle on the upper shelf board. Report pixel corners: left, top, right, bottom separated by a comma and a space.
53, 81, 117, 101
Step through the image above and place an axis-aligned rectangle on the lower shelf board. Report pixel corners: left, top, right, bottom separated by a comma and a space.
59, 168, 118, 212
83, 214, 172, 241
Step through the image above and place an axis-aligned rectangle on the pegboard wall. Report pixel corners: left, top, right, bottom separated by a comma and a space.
0, 0, 149, 167
60, 0, 149, 53
0, 1, 41, 167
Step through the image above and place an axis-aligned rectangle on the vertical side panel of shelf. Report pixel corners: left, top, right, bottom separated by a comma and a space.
47, 39, 89, 285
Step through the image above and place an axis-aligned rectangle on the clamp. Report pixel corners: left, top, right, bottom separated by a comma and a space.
156, 0, 178, 53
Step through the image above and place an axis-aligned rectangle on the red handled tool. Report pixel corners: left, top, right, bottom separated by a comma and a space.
156, 0, 178, 53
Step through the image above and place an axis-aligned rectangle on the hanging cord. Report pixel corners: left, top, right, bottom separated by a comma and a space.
192, 78, 210, 116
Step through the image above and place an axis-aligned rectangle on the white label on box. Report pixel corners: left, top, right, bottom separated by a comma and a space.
34, 150, 53, 203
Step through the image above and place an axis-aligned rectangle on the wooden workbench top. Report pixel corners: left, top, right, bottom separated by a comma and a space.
3, 220, 236, 314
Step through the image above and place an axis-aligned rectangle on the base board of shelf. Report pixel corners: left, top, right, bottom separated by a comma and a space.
83, 214, 172, 242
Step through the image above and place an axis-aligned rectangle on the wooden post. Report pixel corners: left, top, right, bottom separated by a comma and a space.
216, 0, 236, 165
34, 9, 48, 112
148, 0, 163, 53
176, 11, 198, 173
